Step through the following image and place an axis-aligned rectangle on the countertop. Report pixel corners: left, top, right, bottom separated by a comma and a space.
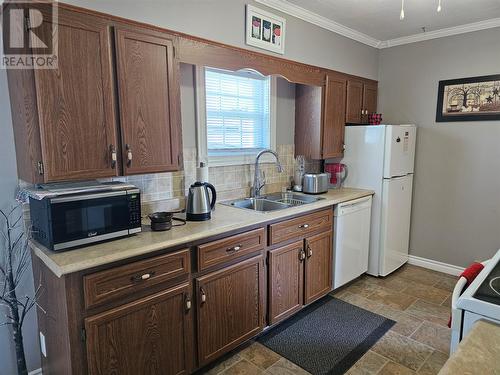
31, 188, 373, 277
439, 320, 500, 375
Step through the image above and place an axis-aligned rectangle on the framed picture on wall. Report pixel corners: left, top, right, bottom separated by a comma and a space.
436, 74, 500, 122
246, 5, 286, 55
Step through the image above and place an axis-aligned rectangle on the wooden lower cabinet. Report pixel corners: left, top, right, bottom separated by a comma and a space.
268, 241, 304, 324
85, 283, 193, 375
304, 231, 333, 304
196, 256, 265, 366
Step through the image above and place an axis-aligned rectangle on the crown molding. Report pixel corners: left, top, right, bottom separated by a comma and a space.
379, 17, 500, 48
254, 0, 382, 48
255, 0, 500, 50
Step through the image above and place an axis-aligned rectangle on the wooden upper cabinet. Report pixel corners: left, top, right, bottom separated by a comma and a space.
115, 28, 182, 175
8, 8, 119, 182
196, 256, 265, 366
346, 79, 378, 124
295, 74, 348, 160
346, 80, 364, 124
85, 283, 193, 375
294, 84, 323, 159
363, 82, 378, 117
268, 241, 304, 325
323, 75, 347, 158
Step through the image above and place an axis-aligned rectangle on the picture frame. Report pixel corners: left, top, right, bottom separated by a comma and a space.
436, 74, 500, 122
246, 5, 286, 55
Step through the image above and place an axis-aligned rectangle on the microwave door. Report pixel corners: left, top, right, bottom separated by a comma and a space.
51, 194, 130, 249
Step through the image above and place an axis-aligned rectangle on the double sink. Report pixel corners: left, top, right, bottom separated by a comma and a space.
222, 192, 324, 213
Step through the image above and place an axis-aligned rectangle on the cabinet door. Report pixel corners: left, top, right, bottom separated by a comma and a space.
268, 241, 304, 324
115, 28, 182, 175
294, 84, 323, 159
85, 283, 193, 375
304, 231, 333, 305
323, 75, 347, 158
196, 256, 264, 366
363, 83, 378, 117
33, 9, 118, 181
346, 80, 363, 124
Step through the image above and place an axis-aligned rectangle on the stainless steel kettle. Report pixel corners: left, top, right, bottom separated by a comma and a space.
186, 182, 217, 221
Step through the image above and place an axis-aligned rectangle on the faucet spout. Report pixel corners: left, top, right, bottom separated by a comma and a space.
251, 149, 283, 198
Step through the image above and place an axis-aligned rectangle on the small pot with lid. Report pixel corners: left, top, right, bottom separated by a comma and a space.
148, 211, 186, 231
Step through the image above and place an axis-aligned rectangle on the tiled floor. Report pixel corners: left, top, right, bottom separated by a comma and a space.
200, 264, 455, 375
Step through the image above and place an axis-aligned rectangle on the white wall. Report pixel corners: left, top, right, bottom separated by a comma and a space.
0, 1, 380, 372
378, 28, 500, 267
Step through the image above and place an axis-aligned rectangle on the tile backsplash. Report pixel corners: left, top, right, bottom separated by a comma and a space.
21, 144, 321, 215
109, 143, 325, 214
110, 144, 301, 214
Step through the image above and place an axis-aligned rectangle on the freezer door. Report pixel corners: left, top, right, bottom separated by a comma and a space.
379, 175, 413, 276
383, 125, 416, 178
342, 125, 386, 188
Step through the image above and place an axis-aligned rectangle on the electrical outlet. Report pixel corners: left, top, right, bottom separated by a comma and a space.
39, 332, 47, 357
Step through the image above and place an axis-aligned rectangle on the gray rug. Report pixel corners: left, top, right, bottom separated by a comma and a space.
258, 296, 395, 375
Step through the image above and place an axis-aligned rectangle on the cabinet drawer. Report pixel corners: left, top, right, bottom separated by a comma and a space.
197, 228, 265, 272
84, 249, 190, 309
269, 209, 333, 245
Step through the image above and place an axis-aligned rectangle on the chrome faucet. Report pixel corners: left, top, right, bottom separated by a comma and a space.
251, 149, 284, 198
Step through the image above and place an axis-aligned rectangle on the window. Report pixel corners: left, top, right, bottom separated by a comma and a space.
196, 67, 276, 166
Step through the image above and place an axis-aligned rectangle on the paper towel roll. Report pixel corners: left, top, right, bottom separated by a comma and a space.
196, 162, 209, 182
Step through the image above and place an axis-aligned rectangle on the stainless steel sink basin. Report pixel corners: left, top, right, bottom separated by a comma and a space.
222, 192, 324, 213
227, 198, 289, 212
264, 192, 324, 205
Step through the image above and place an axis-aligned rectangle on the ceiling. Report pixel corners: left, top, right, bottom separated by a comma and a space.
256, 0, 500, 48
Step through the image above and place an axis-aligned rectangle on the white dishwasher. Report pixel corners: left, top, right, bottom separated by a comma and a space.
333, 196, 372, 289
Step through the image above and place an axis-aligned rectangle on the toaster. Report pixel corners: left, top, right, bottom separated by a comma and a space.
302, 173, 329, 194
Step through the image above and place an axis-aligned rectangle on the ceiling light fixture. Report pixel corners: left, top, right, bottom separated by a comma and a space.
400, 0, 405, 20
437, 0, 442, 12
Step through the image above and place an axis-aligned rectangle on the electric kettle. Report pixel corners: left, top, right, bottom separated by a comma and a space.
186, 182, 217, 221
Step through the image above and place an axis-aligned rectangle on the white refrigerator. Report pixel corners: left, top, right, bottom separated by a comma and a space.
341, 125, 416, 276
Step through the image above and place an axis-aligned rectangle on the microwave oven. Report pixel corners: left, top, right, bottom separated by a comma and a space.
30, 188, 141, 251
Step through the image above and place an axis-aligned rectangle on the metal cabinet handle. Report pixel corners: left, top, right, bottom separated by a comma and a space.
130, 271, 155, 282
307, 244, 313, 258
299, 249, 306, 261
126, 144, 133, 166
185, 295, 192, 311
298, 224, 309, 229
200, 287, 206, 304
226, 244, 242, 253
110, 145, 117, 168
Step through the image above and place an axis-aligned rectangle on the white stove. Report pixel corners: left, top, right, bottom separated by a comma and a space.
451, 249, 500, 353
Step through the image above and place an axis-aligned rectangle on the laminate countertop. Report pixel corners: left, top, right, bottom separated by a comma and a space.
439, 320, 500, 375
30, 188, 373, 277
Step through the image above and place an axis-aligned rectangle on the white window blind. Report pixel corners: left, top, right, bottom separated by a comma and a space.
204, 68, 271, 155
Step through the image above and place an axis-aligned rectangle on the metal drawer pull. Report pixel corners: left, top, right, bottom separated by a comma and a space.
130, 271, 155, 282
298, 224, 309, 229
226, 244, 242, 253
200, 287, 207, 304
126, 144, 133, 166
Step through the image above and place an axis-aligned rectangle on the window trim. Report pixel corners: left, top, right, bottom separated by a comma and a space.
195, 66, 277, 167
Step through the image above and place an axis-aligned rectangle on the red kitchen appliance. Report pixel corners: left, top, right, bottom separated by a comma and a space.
325, 163, 348, 189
